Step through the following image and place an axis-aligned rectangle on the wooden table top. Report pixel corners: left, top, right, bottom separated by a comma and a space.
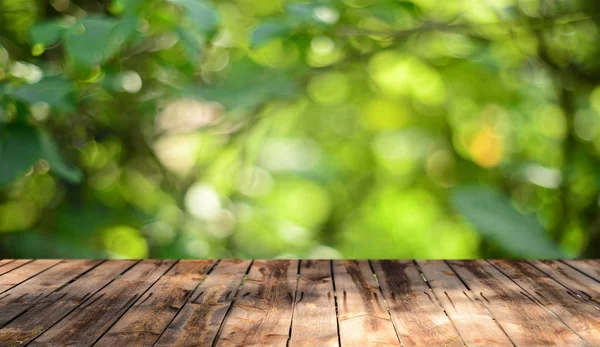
0, 260, 598, 346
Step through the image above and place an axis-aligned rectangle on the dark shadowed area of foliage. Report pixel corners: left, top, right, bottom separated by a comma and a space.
1, 0, 600, 259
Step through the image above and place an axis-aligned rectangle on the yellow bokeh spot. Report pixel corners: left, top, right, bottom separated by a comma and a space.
470, 127, 504, 168
360, 98, 409, 130
368, 52, 446, 105
250, 39, 299, 69
0, 200, 38, 232
102, 226, 149, 259
31, 43, 45, 57
534, 105, 567, 140
590, 85, 600, 114
307, 72, 350, 105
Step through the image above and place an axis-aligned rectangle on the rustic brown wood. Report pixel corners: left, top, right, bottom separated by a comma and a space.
371, 260, 463, 347
416, 260, 512, 346
28, 260, 175, 346
563, 259, 600, 281
0, 260, 18, 274
449, 260, 586, 346
95, 260, 216, 347
0, 260, 135, 345
0, 259, 32, 276
490, 260, 600, 345
530, 260, 600, 303
0, 259, 599, 346
0, 259, 101, 327
156, 260, 252, 347
0, 260, 61, 294
333, 260, 400, 346
289, 260, 338, 347
215, 259, 299, 347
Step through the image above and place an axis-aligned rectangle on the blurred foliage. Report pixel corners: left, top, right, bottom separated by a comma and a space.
1, 0, 600, 259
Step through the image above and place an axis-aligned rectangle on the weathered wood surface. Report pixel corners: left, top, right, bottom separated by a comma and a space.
416, 260, 512, 346
216, 259, 299, 346
333, 260, 400, 346
449, 260, 586, 346
0, 260, 599, 346
289, 260, 338, 347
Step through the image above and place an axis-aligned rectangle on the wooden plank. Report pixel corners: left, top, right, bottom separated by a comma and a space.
0, 260, 32, 276
0, 259, 101, 327
29, 260, 175, 346
371, 260, 462, 347
333, 260, 400, 347
530, 260, 600, 302
156, 260, 252, 346
215, 259, 299, 347
95, 260, 216, 347
289, 260, 338, 347
0, 260, 61, 294
449, 260, 586, 346
416, 260, 512, 346
0, 260, 14, 268
0, 260, 135, 345
563, 259, 600, 282
490, 260, 600, 345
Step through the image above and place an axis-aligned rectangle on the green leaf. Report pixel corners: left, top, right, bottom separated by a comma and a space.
250, 20, 293, 48
64, 17, 117, 68
63, 16, 136, 68
0, 124, 41, 187
5, 77, 75, 111
169, 0, 219, 35
38, 131, 82, 184
186, 60, 297, 109
450, 185, 564, 258
29, 19, 70, 46
176, 26, 204, 62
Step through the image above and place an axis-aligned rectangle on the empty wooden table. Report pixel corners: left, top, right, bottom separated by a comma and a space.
0, 259, 598, 346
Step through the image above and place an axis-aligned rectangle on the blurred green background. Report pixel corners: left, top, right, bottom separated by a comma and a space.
1, 0, 599, 259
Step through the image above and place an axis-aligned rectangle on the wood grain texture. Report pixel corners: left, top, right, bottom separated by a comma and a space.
371, 260, 463, 347
530, 260, 600, 303
0, 260, 60, 294
490, 260, 600, 345
0, 259, 598, 347
215, 259, 299, 347
563, 259, 600, 282
333, 260, 400, 347
156, 260, 252, 347
0, 260, 31, 276
449, 260, 586, 346
0, 260, 135, 345
289, 260, 338, 347
416, 260, 512, 346
29, 260, 174, 346
95, 260, 216, 347
0, 259, 101, 327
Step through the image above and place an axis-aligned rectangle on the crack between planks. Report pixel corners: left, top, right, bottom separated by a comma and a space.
89, 260, 179, 346
0, 260, 64, 296
210, 259, 254, 347
0, 260, 108, 330
444, 261, 517, 347
526, 260, 600, 308
285, 260, 302, 347
412, 260, 467, 347
487, 260, 588, 345
18, 259, 141, 345
330, 260, 342, 347
0, 260, 16, 269
151, 259, 222, 346
367, 260, 405, 347
0, 260, 34, 277
560, 260, 600, 283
